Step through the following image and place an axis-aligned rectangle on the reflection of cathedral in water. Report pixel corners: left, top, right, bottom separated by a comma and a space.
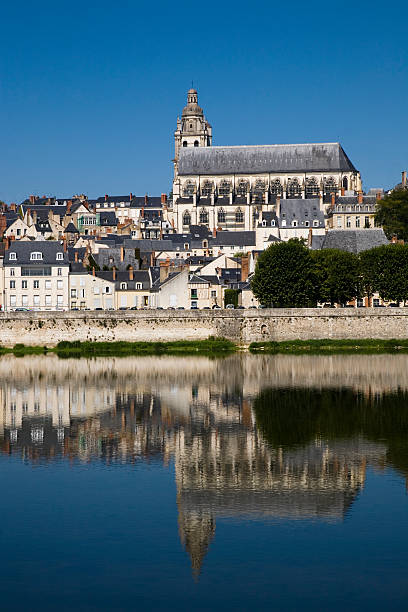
0, 354, 403, 574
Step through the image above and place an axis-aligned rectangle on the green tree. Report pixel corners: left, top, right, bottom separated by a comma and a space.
224, 288, 239, 307
374, 188, 408, 240
360, 244, 408, 304
251, 240, 315, 307
311, 249, 360, 306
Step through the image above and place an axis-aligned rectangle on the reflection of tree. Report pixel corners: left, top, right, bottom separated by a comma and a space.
254, 388, 408, 476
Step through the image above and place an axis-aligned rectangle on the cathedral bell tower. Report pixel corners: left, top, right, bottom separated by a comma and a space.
174, 88, 212, 165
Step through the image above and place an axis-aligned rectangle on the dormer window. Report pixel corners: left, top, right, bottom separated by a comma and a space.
262, 220, 267, 227
30, 252, 42, 261
136, 283, 142, 290
56, 252, 63, 260
271, 220, 276, 227
9, 253, 17, 260
292, 220, 298, 227
313, 220, 319, 227
202, 240, 208, 248
120, 282, 127, 290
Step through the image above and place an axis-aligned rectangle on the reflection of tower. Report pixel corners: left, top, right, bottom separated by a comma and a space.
177, 502, 215, 578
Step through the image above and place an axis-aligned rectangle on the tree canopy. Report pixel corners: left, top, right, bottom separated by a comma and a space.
375, 188, 408, 240
311, 249, 360, 306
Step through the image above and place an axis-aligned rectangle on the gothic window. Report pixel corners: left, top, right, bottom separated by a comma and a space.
236, 180, 249, 196
182, 211, 191, 226
194, 141, 199, 147
270, 179, 283, 196
199, 208, 209, 224
287, 178, 301, 198
235, 208, 244, 223
201, 181, 213, 197
342, 176, 348, 190
183, 181, 195, 197
254, 179, 265, 193
306, 177, 319, 196
324, 176, 338, 194
218, 180, 231, 196
217, 208, 226, 223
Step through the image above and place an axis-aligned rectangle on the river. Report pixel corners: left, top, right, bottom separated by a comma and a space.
0, 354, 407, 610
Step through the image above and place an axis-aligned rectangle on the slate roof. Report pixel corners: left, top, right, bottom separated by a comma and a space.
64, 222, 79, 233
178, 143, 357, 176
279, 198, 325, 228
212, 231, 256, 246
4, 241, 69, 265
96, 270, 151, 289
321, 229, 389, 253
99, 211, 118, 226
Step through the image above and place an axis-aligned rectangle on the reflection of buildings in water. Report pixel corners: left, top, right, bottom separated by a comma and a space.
0, 354, 398, 572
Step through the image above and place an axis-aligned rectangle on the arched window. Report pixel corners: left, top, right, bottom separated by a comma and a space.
306, 177, 319, 196
217, 208, 226, 223
218, 180, 231, 196
236, 180, 249, 196
183, 181, 195, 197
254, 179, 265, 193
199, 208, 209, 224
182, 211, 191, 226
324, 176, 338, 195
270, 179, 283, 196
30, 251, 43, 261
287, 178, 301, 198
201, 180, 213, 197
202, 240, 208, 248
235, 208, 244, 223
342, 176, 348, 191
183, 141, 187, 147
194, 140, 199, 147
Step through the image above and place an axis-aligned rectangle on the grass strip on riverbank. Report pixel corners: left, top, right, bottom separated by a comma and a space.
249, 339, 408, 354
0, 338, 236, 357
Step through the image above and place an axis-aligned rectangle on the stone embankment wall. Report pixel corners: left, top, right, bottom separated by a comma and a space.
2, 309, 408, 346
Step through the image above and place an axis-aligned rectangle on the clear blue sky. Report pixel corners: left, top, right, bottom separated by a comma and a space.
1, 0, 407, 203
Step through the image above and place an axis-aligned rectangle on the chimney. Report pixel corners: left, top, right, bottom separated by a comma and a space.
129, 265, 134, 281
112, 266, 116, 280
120, 246, 124, 262
32, 210, 37, 224
213, 227, 217, 238
92, 266, 95, 276
275, 196, 281, 216
29, 195, 36, 204
141, 207, 145, 218
376, 191, 382, 200
331, 193, 335, 206
66, 200, 72, 214
130, 193, 133, 201
5, 237, 10, 250
161, 193, 167, 204
391, 235, 398, 244
358, 192, 363, 204
341, 187, 345, 196
10, 203, 16, 212
105, 194, 108, 202
160, 261, 170, 283
75, 251, 78, 263
63, 237, 67, 252
308, 227, 313, 248
241, 256, 249, 282
145, 194, 148, 205
402, 171, 407, 188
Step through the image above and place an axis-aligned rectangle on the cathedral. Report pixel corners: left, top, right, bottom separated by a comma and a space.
172, 89, 362, 233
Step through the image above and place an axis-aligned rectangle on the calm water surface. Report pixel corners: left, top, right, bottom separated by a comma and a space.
0, 354, 407, 611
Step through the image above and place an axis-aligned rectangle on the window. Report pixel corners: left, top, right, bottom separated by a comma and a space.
218, 180, 231, 196
182, 211, 191, 226
22, 280, 27, 289
10, 295, 16, 306
57, 268, 62, 276
120, 283, 127, 290
22, 267, 51, 277
270, 179, 282, 196
313, 220, 319, 227
337, 216, 342, 227
324, 177, 338, 194
71, 289, 77, 298
287, 178, 301, 198
57, 295, 63, 306
281, 220, 287, 227
9, 253, 16, 260
292, 220, 298, 227
56, 252, 63, 260
236, 180, 249, 196
262, 220, 267, 227
194, 140, 199, 147
34, 280, 39, 289
191, 289, 198, 299
30, 252, 43, 260
183, 141, 187, 147
365, 216, 370, 228
136, 283, 142, 290
357, 298, 364, 307
17, 228, 21, 236
33, 295, 40, 306
10, 268, 15, 276
235, 208, 244, 223
211, 290, 216, 298
94, 286, 100, 294
183, 181, 195, 197
45, 280, 51, 289
271, 220, 276, 227
217, 208, 226, 223
199, 208, 209, 224
201, 181, 213, 197
143, 296, 148, 306
80, 277, 85, 286
356, 216, 360, 228
305, 221, 309, 227
57, 280, 63, 289
45, 295, 51, 306
346, 216, 351, 228
373, 298, 380, 307
342, 176, 348, 190
10, 280, 15, 289
306, 177, 319, 196
105, 286, 110, 293
22, 295, 28, 306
